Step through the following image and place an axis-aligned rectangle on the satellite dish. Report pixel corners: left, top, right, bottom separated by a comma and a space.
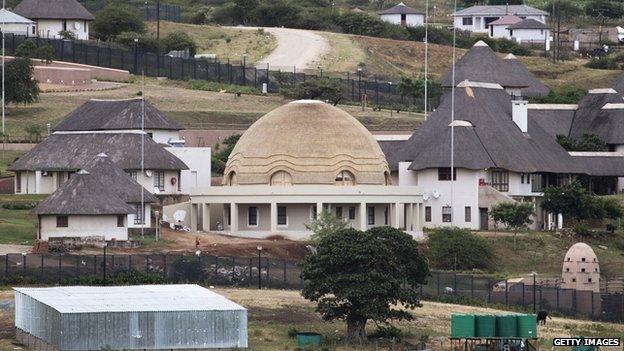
423, 194, 430, 201
145, 170, 153, 177
153, 187, 160, 194
432, 190, 440, 199
74, 21, 81, 30
173, 210, 186, 222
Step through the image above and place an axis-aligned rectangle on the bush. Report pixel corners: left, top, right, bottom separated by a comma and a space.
334, 12, 408, 40
369, 325, 407, 340
162, 31, 198, 56
556, 133, 608, 151
529, 86, 586, 104
15, 40, 54, 63
281, 78, 343, 104
573, 223, 593, 237
117, 31, 163, 53
427, 227, 494, 270
187, 80, 261, 95
287, 327, 299, 338
1, 202, 37, 210
585, 57, 619, 70
92, 4, 146, 41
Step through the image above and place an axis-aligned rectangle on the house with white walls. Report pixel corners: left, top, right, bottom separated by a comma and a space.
378, 2, 425, 27
0, 8, 34, 36
14, 0, 94, 40
33, 154, 159, 241
453, 5, 548, 34
381, 81, 578, 231
488, 15, 521, 39
506, 18, 550, 43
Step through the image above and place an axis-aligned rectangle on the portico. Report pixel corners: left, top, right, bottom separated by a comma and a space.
190, 185, 423, 240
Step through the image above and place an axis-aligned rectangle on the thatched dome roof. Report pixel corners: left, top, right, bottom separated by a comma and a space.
223, 100, 391, 185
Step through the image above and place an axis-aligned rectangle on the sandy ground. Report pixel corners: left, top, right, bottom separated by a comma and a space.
0, 245, 31, 255
231, 27, 329, 71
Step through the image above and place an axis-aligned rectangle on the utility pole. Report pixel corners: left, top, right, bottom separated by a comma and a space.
551, 0, 556, 63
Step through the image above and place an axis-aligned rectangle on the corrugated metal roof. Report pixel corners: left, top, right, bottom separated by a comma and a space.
0, 8, 34, 24
14, 285, 246, 314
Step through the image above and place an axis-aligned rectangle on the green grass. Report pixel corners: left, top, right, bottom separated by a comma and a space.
0, 150, 25, 177
0, 194, 45, 245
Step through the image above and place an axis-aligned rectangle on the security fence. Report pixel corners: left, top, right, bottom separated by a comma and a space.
1, 253, 621, 322
2, 34, 423, 110
141, 4, 182, 22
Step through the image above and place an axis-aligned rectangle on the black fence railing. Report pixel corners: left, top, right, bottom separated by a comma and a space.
3, 34, 422, 110
1, 253, 622, 323
141, 4, 181, 23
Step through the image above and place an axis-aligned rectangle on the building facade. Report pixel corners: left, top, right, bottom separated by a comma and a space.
378, 2, 425, 27
14, 0, 94, 40
453, 5, 548, 34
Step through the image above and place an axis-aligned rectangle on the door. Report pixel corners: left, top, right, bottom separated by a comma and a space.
479, 208, 489, 230
401, 14, 406, 26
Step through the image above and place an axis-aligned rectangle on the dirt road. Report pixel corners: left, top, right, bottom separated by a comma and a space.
231, 27, 329, 71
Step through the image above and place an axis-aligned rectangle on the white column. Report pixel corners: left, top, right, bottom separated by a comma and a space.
414, 203, 422, 233
393, 202, 400, 229
230, 202, 238, 233
557, 213, 563, 230
270, 202, 278, 233
316, 202, 323, 219
35, 170, 41, 193
190, 204, 198, 232
202, 203, 210, 231
359, 202, 367, 230
406, 203, 413, 231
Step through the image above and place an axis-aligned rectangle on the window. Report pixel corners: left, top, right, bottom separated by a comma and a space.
462, 17, 473, 25
147, 132, 153, 139
335, 170, 355, 186
491, 170, 509, 192
177, 171, 181, 192
531, 173, 543, 192
248, 206, 258, 227
442, 206, 452, 223
465, 206, 471, 222
310, 206, 317, 220
117, 215, 125, 227
225, 206, 231, 225
154, 171, 165, 191
270, 171, 292, 186
521, 173, 525, 184
277, 206, 287, 226
15, 171, 21, 193
62, 20, 67, 31
582, 258, 586, 262
572, 278, 576, 282
348, 206, 356, 220
588, 278, 592, 283
31, 26, 35, 35
335, 207, 343, 219
367, 206, 375, 225
57, 172, 66, 188
438, 167, 457, 181
581, 268, 586, 272
56, 216, 68, 227
425, 206, 432, 222
134, 204, 145, 225
566, 267, 570, 272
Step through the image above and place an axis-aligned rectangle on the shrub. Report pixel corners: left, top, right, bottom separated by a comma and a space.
1, 202, 37, 210
117, 32, 163, 53
92, 4, 146, 41
427, 227, 494, 270
187, 80, 261, 95
162, 31, 198, 56
15, 40, 54, 63
573, 223, 593, 237
556, 133, 608, 151
529, 86, 586, 104
585, 57, 619, 70
369, 325, 407, 340
287, 327, 299, 338
281, 78, 343, 104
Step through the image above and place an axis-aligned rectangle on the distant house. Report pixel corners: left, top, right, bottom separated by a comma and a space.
0, 8, 34, 36
453, 5, 548, 34
33, 154, 159, 241
488, 15, 522, 39
506, 18, 551, 43
378, 2, 424, 27
13, 0, 94, 40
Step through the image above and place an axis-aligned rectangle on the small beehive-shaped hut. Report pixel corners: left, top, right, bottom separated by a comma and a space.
561, 242, 600, 292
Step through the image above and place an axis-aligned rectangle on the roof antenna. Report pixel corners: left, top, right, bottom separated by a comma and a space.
424, 0, 429, 120
450, 0, 458, 226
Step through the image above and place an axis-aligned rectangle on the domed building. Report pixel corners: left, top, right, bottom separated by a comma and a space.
189, 100, 423, 240
561, 243, 600, 292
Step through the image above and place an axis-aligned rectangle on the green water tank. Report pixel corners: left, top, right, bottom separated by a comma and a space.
516, 314, 538, 338
296, 332, 322, 347
451, 314, 476, 338
475, 315, 496, 337
496, 315, 518, 338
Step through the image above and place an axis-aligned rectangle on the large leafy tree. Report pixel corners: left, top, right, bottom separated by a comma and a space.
211, 134, 241, 175
585, 0, 624, 19
301, 227, 429, 342
6, 58, 39, 105
542, 180, 622, 222
92, 4, 146, 41
427, 227, 494, 270
490, 202, 535, 251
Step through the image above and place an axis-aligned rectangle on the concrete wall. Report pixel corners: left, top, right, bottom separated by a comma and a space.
149, 130, 181, 144
39, 214, 128, 241
34, 66, 91, 85
510, 28, 549, 43
380, 14, 425, 27
165, 147, 211, 194
36, 19, 89, 40
15, 171, 37, 194
127, 203, 152, 228
135, 170, 181, 195
490, 24, 511, 38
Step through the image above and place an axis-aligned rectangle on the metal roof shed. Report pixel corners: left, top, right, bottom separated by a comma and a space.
14, 285, 248, 350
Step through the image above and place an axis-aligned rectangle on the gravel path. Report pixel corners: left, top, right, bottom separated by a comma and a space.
230, 27, 329, 71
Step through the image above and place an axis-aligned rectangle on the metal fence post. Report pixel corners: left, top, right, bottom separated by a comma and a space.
248, 258, 253, 286
163, 254, 167, 280
283, 260, 287, 288
436, 272, 440, 295
58, 254, 62, 284
129, 254, 132, 271
471, 275, 474, 299
505, 279, 509, 306
556, 286, 559, 310
4, 255, 8, 277
40, 255, 44, 279
522, 283, 525, 307
453, 273, 457, 296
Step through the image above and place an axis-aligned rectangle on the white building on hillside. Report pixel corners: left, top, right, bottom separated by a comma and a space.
454, 5, 548, 34
0, 8, 34, 36
185, 100, 424, 240
488, 15, 521, 39
378, 2, 425, 27
13, 0, 94, 39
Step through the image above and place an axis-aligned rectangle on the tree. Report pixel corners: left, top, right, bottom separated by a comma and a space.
542, 180, 623, 223
556, 133, 608, 152
586, 0, 624, 19
305, 209, 348, 242
427, 227, 494, 270
490, 202, 535, 251
397, 76, 442, 108
211, 134, 241, 175
5, 58, 39, 105
24, 123, 43, 142
542, 1, 583, 22
92, 4, 146, 41
162, 31, 198, 56
301, 227, 429, 342
281, 78, 343, 105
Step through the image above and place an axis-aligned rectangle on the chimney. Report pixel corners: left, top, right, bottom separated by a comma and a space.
512, 100, 528, 132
